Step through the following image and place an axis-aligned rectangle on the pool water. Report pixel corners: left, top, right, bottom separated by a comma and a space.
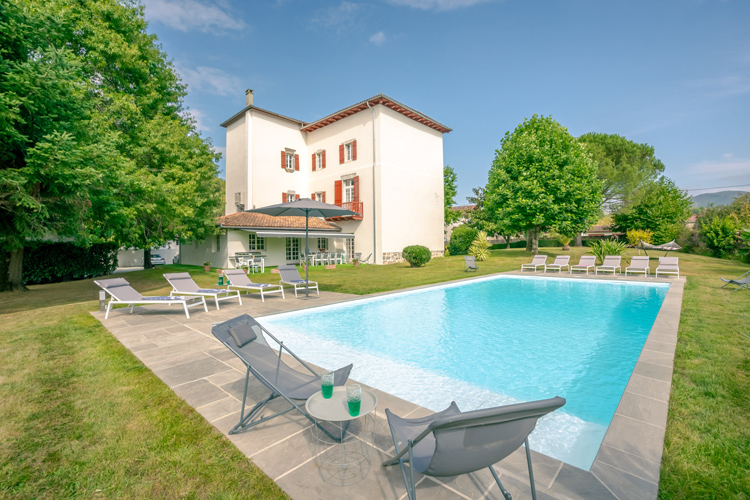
261, 275, 669, 470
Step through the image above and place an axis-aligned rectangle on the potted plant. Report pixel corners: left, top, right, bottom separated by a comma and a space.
241, 265, 249, 274
352, 258, 359, 267
203, 261, 211, 272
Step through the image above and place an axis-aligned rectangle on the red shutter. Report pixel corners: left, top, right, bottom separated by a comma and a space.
322, 192, 326, 203
353, 175, 360, 202
334, 181, 342, 205
294, 154, 299, 171
339, 144, 344, 164
312, 153, 316, 171
282, 192, 286, 203
322, 150, 326, 168
352, 140, 357, 161
281, 151, 286, 169
295, 194, 300, 200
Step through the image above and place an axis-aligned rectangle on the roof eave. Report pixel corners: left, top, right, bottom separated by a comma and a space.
220, 106, 308, 128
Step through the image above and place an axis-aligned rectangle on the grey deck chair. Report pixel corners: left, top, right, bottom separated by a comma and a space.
383, 396, 566, 500
359, 253, 373, 264
211, 314, 352, 440
164, 272, 242, 310
521, 255, 547, 272
278, 265, 319, 297
464, 255, 478, 272
94, 278, 207, 319
655, 256, 680, 278
223, 269, 285, 302
626, 256, 650, 276
596, 256, 621, 275
570, 255, 596, 274
545, 255, 570, 273
720, 270, 750, 292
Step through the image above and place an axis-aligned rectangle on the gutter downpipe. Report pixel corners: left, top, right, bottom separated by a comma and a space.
367, 100, 377, 264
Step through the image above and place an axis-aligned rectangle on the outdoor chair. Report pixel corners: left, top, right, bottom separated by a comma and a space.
625, 256, 650, 276
163, 272, 242, 310
596, 256, 621, 275
278, 264, 319, 297
211, 314, 352, 439
382, 396, 566, 500
360, 253, 373, 264
521, 255, 547, 272
464, 255, 478, 272
545, 255, 570, 273
720, 270, 750, 292
223, 269, 285, 302
94, 278, 207, 320
570, 255, 596, 274
247, 256, 262, 274
655, 256, 680, 278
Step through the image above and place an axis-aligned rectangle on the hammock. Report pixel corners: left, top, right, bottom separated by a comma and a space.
638, 239, 682, 256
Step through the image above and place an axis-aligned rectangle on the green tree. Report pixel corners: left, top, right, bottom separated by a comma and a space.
465, 187, 515, 248
611, 178, 692, 244
485, 115, 602, 254
699, 216, 739, 258
444, 165, 459, 225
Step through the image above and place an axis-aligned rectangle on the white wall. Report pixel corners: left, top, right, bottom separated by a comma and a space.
179, 234, 228, 269
225, 117, 248, 214
117, 243, 179, 267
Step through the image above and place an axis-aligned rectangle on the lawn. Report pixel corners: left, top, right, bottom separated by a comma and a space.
1, 249, 748, 498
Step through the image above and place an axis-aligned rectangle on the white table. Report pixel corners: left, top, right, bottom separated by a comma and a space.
305, 387, 378, 485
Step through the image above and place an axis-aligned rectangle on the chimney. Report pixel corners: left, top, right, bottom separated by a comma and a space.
245, 89, 254, 106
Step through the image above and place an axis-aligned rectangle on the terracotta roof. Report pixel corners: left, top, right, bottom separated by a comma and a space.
217, 212, 342, 231
451, 204, 476, 212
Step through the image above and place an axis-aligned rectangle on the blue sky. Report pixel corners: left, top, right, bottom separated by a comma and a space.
142, 0, 750, 204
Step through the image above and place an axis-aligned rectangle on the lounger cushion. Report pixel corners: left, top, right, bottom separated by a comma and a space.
229, 323, 260, 347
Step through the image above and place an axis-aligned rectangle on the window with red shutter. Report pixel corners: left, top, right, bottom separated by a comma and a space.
352, 140, 357, 161
322, 192, 326, 203
312, 153, 316, 171
282, 192, 286, 203
353, 176, 359, 202
339, 144, 345, 164
322, 150, 326, 168
295, 194, 300, 200
334, 181, 342, 205
281, 151, 286, 169
294, 154, 299, 171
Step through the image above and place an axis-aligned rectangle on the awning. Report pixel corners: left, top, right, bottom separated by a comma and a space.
242, 229, 354, 239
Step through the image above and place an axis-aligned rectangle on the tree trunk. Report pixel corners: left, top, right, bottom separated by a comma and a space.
0, 248, 27, 292
504, 235, 512, 249
143, 248, 153, 269
574, 233, 583, 247
525, 231, 533, 251
530, 227, 540, 254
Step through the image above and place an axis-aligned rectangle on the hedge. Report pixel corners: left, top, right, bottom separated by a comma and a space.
490, 236, 623, 250
22, 241, 119, 285
448, 226, 478, 255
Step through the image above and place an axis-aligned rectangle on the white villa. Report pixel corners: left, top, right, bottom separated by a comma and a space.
181, 91, 451, 268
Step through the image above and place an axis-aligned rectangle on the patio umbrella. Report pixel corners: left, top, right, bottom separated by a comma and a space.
245, 198, 359, 298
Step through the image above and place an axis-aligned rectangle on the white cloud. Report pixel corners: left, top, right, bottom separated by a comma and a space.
369, 31, 386, 45
680, 156, 750, 189
385, 0, 492, 11
176, 65, 241, 96
143, 0, 246, 33
311, 2, 362, 30
183, 109, 210, 133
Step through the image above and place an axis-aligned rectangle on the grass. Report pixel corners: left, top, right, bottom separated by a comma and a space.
1, 249, 749, 498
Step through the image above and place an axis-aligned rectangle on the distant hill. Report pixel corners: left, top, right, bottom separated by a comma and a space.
692, 190, 748, 208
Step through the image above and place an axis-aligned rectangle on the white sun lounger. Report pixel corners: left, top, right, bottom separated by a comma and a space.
626, 256, 650, 276
94, 278, 207, 319
655, 256, 680, 278
278, 265, 319, 297
164, 272, 242, 310
223, 269, 285, 302
521, 255, 547, 272
545, 255, 570, 273
570, 255, 596, 274
596, 256, 622, 275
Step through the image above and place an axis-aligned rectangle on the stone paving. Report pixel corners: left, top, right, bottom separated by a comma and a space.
91, 272, 684, 500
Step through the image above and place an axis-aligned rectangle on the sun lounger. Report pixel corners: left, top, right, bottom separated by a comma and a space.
570, 255, 596, 274
545, 255, 570, 273
464, 255, 478, 272
382, 396, 566, 500
163, 272, 242, 310
278, 265, 319, 297
596, 256, 622, 275
625, 256, 650, 276
94, 278, 207, 319
655, 256, 680, 278
720, 270, 750, 291
223, 269, 285, 302
521, 255, 547, 272
211, 314, 352, 439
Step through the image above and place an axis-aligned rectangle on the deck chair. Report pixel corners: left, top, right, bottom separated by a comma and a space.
278, 265, 319, 297
223, 269, 285, 302
163, 272, 242, 310
360, 253, 373, 264
464, 255, 478, 272
211, 314, 352, 439
596, 256, 621, 275
94, 278, 207, 319
545, 255, 570, 273
655, 256, 680, 278
720, 270, 750, 291
570, 255, 596, 274
521, 255, 547, 272
626, 256, 650, 276
382, 396, 566, 500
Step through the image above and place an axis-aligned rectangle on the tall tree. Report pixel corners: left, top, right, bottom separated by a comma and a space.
444, 165, 459, 225
465, 187, 514, 248
485, 115, 602, 254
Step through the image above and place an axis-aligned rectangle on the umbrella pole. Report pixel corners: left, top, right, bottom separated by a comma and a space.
305, 211, 310, 298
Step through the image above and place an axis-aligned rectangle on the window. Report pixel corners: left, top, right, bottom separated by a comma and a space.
339, 140, 357, 163
284, 191, 298, 203
312, 191, 325, 202
346, 238, 355, 261
317, 238, 328, 251
282, 149, 298, 171
286, 237, 300, 262
248, 233, 265, 250
343, 179, 355, 202
316, 151, 325, 170
344, 142, 353, 162
215, 235, 221, 252
286, 152, 295, 170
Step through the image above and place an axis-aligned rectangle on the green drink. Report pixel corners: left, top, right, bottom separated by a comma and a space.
321, 370, 334, 399
347, 398, 361, 416
321, 383, 333, 399
346, 384, 361, 416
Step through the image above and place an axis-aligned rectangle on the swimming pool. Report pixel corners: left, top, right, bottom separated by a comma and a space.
261, 275, 669, 470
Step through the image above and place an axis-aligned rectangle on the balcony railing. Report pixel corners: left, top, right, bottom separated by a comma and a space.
326, 201, 363, 221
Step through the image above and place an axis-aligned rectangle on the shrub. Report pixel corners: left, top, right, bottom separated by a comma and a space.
587, 238, 627, 264
468, 231, 491, 261
626, 229, 654, 247
700, 216, 739, 258
447, 225, 478, 256
402, 245, 431, 267
22, 241, 119, 285
738, 228, 750, 263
